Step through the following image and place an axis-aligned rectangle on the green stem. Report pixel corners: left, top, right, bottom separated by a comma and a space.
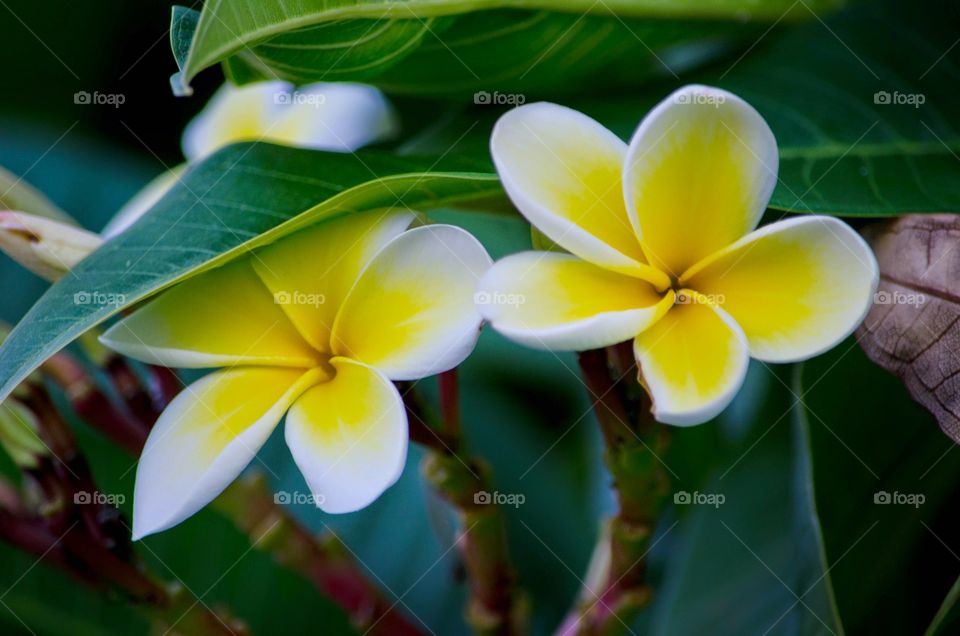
570, 349, 670, 635
413, 370, 526, 636
213, 472, 424, 635
0, 375, 243, 635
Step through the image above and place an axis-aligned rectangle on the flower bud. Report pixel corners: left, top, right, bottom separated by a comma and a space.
0, 398, 48, 469
0, 211, 102, 281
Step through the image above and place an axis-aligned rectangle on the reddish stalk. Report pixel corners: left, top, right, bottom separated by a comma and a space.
214, 472, 424, 636
415, 370, 525, 636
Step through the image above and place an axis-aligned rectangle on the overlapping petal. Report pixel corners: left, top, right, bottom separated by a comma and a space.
624, 85, 778, 276
490, 102, 658, 277
132, 366, 322, 539
477, 252, 674, 351
285, 357, 407, 514
633, 293, 749, 426
252, 210, 414, 352
267, 82, 398, 152
332, 224, 491, 380
181, 81, 397, 161
182, 81, 286, 161
101, 166, 186, 240
682, 215, 879, 362
101, 259, 319, 368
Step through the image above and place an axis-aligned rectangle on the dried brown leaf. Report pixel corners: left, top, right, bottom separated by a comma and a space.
858, 214, 960, 444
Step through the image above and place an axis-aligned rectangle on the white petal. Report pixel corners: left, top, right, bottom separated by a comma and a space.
477, 251, 674, 351
100, 258, 318, 368
331, 224, 492, 380
285, 357, 407, 513
633, 295, 749, 426
624, 84, 778, 276
491, 102, 659, 278
182, 81, 397, 162
132, 367, 320, 539
682, 216, 879, 362
252, 210, 414, 352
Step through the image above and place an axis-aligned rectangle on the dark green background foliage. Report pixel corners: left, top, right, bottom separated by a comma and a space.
2, 0, 960, 634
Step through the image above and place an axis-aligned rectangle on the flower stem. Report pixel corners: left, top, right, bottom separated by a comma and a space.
213, 472, 424, 636
0, 377, 244, 635
40, 350, 149, 454
414, 370, 526, 636
568, 349, 670, 635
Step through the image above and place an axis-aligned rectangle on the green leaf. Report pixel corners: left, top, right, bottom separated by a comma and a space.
926, 576, 960, 636
582, 0, 960, 216
169, 0, 842, 97
0, 143, 502, 405
722, 0, 960, 216
646, 363, 843, 635
797, 343, 960, 634
169, 6, 200, 85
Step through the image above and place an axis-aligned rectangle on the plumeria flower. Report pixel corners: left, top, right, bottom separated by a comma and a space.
478, 85, 878, 425
2, 81, 397, 275
101, 80, 397, 239
100, 210, 491, 539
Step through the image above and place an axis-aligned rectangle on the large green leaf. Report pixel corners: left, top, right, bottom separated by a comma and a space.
644, 363, 843, 635
404, 0, 960, 216
169, 0, 842, 97
0, 143, 503, 405
797, 343, 960, 634
594, 0, 960, 215
720, 0, 960, 216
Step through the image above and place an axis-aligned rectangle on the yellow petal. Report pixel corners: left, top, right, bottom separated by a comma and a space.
252, 210, 415, 352
182, 81, 397, 161
132, 367, 321, 539
268, 83, 398, 152
477, 252, 675, 351
101, 259, 318, 368
182, 81, 284, 161
491, 102, 660, 278
633, 293, 749, 426
682, 216, 878, 362
624, 85, 778, 276
285, 357, 407, 514
331, 224, 491, 380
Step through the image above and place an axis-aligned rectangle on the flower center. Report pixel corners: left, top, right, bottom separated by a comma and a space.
311, 354, 337, 382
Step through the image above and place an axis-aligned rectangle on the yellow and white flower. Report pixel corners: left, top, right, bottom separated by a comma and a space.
101, 210, 491, 539
181, 80, 398, 162
102, 81, 397, 239
478, 85, 878, 426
